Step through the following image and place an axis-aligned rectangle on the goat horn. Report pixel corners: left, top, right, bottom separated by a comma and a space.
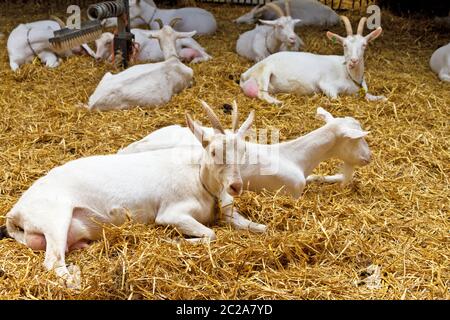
284, 0, 291, 17
231, 100, 239, 133
154, 18, 164, 29
170, 17, 182, 28
357, 17, 367, 35
51, 15, 66, 28
256, 3, 285, 18
340, 16, 353, 36
200, 100, 225, 134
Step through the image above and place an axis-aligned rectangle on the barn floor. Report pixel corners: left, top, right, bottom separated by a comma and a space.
0, 3, 448, 299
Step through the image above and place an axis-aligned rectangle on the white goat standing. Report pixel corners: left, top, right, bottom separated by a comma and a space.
1, 101, 262, 288
94, 18, 211, 64
234, 0, 339, 27
87, 24, 195, 111
104, 0, 217, 36
240, 16, 386, 104
120, 106, 372, 199
7, 19, 94, 71
430, 42, 450, 82
236, 2, 303, 62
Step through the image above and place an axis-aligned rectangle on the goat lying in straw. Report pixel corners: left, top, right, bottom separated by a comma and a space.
430, 42, 450, 82
94, 18, 211, 64
7, 18, 94, 71
87, 21, 195, 111
236, 1, 303, 62
0, 101, 263, 289
240, 16, 386, 104
103, 0, 217, 36
120, 106, 372, 220
234, 0, 339, 27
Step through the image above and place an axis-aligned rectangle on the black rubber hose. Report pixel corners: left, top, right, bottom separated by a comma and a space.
87, 1, 125, 20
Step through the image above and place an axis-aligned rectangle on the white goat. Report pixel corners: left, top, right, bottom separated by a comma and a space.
94, 19, 211, 64
104, 0, 217, 36
1, 101, 262, 288
7, 19, 94, 71
235, 0, 339, 27
236, 2, 303, 62
120, 106, 372, 199
430, 42, 450, 82
87, 24, 195, 111
240, 16, 386, 104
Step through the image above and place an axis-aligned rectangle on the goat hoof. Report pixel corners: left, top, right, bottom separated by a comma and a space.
66, 265, 82, 290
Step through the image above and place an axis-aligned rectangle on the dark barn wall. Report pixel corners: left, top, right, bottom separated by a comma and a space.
377, 0, 450, 17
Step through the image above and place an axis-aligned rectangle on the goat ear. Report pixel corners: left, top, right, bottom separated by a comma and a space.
143, 30, 160, 39
176, 30, 196, 39
237, 110, 255, 137
365, 27, 382, 42
326, 31, 344, 44
342, 128, 369, 140
259, 19, 277, 26
185, 113, 210, 148
293, 19, 301, 25
316, 107, 334, 123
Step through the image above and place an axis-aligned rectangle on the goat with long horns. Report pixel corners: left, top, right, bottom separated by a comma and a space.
234, 0, 340, 27
236, 0, 304, 62
240, 15, 386, 104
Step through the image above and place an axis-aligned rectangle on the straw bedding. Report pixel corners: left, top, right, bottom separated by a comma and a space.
0, 3, 448, 299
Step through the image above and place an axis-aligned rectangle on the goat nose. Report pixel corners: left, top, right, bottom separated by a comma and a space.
95, 56, 102, 62
351, 58, 359, 64
229, 181, 243, 195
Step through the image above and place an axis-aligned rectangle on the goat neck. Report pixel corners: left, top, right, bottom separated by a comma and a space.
345, 55, 365, 85
265, 28, 282, 54
199, 156, 223, 199
280, 125, 338, 177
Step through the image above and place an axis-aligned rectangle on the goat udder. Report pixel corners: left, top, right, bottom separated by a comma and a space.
26, 233, 46, 251
242, 78, 259, 98
179, 48, 200, 62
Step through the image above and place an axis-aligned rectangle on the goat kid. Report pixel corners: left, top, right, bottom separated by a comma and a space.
95, 19, 211, 64
7, 19, 94, 71
430, 42, 450, 82
1, 101, 260, 288
240, 16, 386, 104
120, 106, 371, 199
234, 0, 339, 27
87, 23, 195, 111
104, 0, 217, 36
236, 2, 303, 62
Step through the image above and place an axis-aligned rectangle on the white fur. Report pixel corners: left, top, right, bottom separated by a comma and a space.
430, 42, 450, 82
4, 103, 264, 288
6, 20, 93, 71
234, 0, 340, 27
94, 28, 211, 64
120, 107, 372, 198
88, 25, 196, 111
239, 24, 385, 104
103, 0, 217, 35
236, 16, 303, 62
87, 57, 193, 110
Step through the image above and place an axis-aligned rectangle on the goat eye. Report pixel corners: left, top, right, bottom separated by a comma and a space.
211, 149, 216, 157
